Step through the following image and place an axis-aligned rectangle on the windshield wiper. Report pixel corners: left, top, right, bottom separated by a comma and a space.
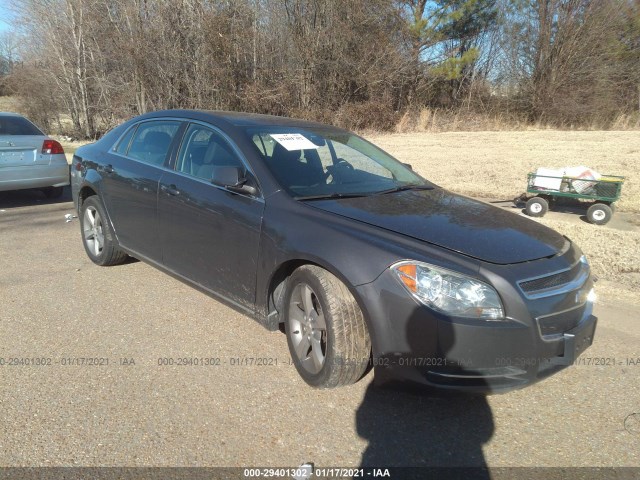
373, 184, 434, 195
295, 192, 371, 201
296, 184, 434, 201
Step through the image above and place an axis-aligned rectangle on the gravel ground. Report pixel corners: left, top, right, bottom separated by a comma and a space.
0, 189, 638, 471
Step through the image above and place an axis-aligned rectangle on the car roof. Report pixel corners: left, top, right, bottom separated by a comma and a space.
0, 112, 27, 117
140, 109, 341, 130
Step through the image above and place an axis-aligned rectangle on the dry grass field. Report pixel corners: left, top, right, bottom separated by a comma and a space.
2, 99, 637, 305
369, 130, 639, 212
369, 131, 639, 304
0, 95, 19, 112
537, 216, 640, 305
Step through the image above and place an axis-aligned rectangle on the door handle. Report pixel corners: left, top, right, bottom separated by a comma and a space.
100, 164, 114, 174
161, 184, 180, 196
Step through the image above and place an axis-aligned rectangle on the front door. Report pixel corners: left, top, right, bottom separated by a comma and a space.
158, 123, 264, 309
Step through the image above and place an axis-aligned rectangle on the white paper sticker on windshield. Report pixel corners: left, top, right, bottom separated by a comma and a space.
270, 133, 320, 151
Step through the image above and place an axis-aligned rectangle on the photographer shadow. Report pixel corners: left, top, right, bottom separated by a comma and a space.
356, 307, 494, 479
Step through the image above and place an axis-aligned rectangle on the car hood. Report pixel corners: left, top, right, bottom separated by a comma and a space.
306, 188, 567, 264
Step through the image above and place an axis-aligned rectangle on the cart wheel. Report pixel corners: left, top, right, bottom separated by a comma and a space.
587, 203, 612, 225
525, 197, 548, 217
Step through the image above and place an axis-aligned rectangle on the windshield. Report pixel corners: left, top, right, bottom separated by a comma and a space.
244, 127, 430, 199
0, 115, 44, 136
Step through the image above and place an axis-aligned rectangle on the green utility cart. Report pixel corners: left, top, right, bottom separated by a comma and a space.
523, 172, 625, 225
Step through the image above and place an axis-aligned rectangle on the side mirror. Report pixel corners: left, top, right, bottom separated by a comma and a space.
212, 166, 257, 196
403, 163, 413, 171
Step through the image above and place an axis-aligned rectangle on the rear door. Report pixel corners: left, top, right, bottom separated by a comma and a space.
157, 123, 264, 309
100, 119, 183, 262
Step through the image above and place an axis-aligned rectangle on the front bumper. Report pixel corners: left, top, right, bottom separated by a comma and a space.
355, 267, 597, 394
0, 160, 70, 192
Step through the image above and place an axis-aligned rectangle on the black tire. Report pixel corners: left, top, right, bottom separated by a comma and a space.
284, 265, 371, 388
79, 196, 128, 266
525, 197, 548, 217
586, 203, 612, 225
43, 186, 63, 198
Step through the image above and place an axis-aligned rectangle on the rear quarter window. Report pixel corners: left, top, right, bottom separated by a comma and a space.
113, 125, 137, 155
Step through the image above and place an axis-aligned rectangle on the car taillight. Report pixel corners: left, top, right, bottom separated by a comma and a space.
42, 139, 65, 155
73, 155, 83, 171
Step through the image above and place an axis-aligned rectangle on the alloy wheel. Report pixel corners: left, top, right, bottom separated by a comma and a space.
288, 283, 327, 374
83, 206, 105, 257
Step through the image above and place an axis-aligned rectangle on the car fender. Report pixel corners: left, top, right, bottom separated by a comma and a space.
255, 194, 482, 321
75, 170, 121, 247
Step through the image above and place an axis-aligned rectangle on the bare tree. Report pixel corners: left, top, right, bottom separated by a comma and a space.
4, 0, 639, 136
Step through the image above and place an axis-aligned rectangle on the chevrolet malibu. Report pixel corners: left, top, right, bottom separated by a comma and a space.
71, 110, 597, 392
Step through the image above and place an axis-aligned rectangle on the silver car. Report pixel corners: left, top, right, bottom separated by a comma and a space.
0, 112, 69, 198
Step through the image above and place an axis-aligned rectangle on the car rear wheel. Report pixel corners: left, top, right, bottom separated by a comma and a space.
80, 196, 128, 266
284, 265, 371, 388
525, 197, 548, 217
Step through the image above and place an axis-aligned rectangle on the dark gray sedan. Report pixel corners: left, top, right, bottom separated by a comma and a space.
0, 112, 69, 197
71, 110, 597, 392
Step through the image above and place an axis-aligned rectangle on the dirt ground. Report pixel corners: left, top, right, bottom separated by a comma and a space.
368, 131, 639, 305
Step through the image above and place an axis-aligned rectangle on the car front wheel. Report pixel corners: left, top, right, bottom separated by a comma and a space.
284, 265, 371, 388
80, 196, 127, 266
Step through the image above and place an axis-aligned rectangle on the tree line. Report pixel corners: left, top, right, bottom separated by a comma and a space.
0, 0, 638, 138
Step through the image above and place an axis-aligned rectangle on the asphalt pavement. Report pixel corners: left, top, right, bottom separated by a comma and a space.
0, 188, 638, 473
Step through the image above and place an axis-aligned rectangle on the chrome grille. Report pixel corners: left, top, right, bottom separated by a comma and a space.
520, 261, 582, 292
518, 258, 589, 299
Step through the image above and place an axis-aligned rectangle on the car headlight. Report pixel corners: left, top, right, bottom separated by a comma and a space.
391, 261, 505, 320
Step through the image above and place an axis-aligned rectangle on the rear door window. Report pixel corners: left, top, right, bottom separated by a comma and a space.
176, 124, 244, 181
126, 121, 181, 166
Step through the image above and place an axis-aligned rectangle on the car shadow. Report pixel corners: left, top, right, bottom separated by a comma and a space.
0, 186, 73, 209
121, 256, 140, 265
516, 204, 596, 225
514, 197, 593, 219
356, 307, 494, 478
